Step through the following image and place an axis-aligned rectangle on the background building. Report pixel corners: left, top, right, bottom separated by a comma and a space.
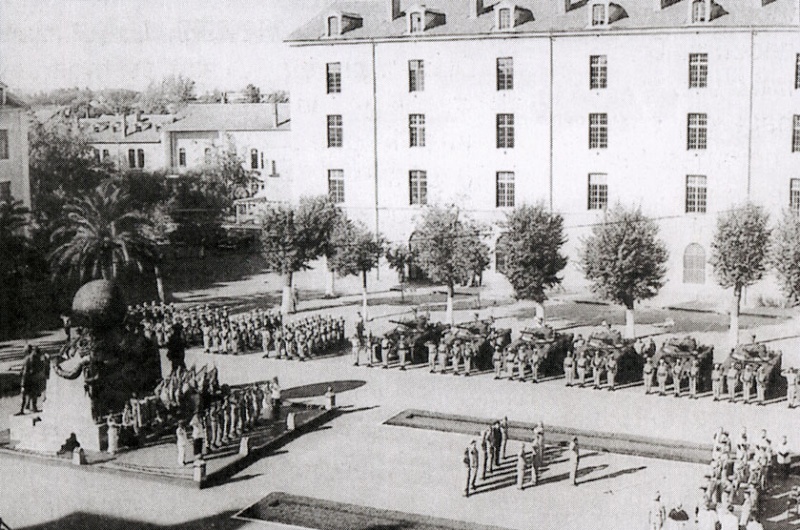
0, 81, 30, 207
287, 0, 800, 304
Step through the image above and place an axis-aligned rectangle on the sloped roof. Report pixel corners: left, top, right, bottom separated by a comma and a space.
80, 115, 168, 144
0, 81, 29, 109
164, 103, 291, 133
286, 0, 798, 42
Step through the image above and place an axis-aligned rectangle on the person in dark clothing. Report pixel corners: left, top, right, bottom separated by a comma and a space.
166, 323, 187, 374
490, 421, 503, 467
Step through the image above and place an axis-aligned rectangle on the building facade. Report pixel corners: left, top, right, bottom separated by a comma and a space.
287, 0, 800, 304
0, 82, 30, 207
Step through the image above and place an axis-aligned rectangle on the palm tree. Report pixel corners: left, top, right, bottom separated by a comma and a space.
50, 180, 158, 282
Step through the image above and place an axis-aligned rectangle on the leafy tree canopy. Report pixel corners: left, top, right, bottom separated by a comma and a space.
328, 219, 384, 278
710, 202, 771, 292
772, 210, 800, 306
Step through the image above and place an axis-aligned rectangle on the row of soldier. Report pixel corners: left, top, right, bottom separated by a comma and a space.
265, 315, 347, 360
710, 362, 771, 404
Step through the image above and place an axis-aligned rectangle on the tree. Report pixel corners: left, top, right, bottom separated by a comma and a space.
263, 90, 289, 103
711, 203, 771, 347
580, 204, 668, 339
386, 243, 415, 302
498, 203, 568, 320
49, 180, 158, 282
412, 205, 489, 324
772, 210, 800, 307
242, 84, 262, 103
328, 219, 384, 320
260, 196, 340, 314
138, 74, 196, 114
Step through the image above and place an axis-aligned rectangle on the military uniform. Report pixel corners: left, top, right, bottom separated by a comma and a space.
529, 348, 540, 383
592, 354, 604, 389
516, 444, 527, 489
426, 341, 437, 372
688, 359, 700, 398
656, 360, 668, 396
437, 342, 448, 373
397, 337, 409, 370
712, 364, 723, 400
493, 342, 503, 379
563, 352, 575, 386
755, 365, 767, 404
465, 441, 479, 497
742, 365, 754, 403
643, 358, 654, 394
727, 365, 740, 402
672, 361, 683, 397
784, 368, 797, 408
576, 354, 587, 387
606, 357, 617, 390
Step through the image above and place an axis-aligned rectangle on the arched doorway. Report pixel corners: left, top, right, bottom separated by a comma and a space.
683, 243, 706, 284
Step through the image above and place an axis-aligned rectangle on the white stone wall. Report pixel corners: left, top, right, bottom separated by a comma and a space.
0, 107, 30, 207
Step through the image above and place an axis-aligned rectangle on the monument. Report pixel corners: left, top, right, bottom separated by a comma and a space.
9, 280, 162, 453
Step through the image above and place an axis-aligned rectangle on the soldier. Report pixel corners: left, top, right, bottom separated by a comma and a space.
381, 336, 391, 369
426, 340, 437, 373
17, 345, 44, 415
576, 352, 588, 387
712, 363, 723, 401
643, 357, 655, 394
533, 420, 545, 469
176, 420, 189, 466
397, 335, 409, 370
727, 362, 740, 402
784, 367, 797, 408
742, 363, 755, 404
492, 340, 504, 379
491, 420, 503, 468
201, 322, 211, 353
649, 492, 667, 530
592, 352, 604, 389
689, 357, 700, 399
463, 341, 474, 376
564, 350, 575, 386
756, 364, 767, 405
672, 360, 683, 397
437, 341, 448, 374
529, 346, 541, 383
465, 440, 479, 497
606, 355, 618, 391
656, 359, 669, 396
350, 334, 361, 366
568, 436, 580, 486
505, 344, 517, 380
480, 427, 492, 478
500, 416, 509, 459
517, 344, 529, 381
451, 340, 461, 376
573, 334, 585, 353
516, 443, 527, 490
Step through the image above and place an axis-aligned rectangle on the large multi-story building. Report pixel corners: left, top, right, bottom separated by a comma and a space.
287, 0, 800, 304
0, 81, 30, 207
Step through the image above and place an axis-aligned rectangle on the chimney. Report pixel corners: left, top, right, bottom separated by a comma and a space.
469, 0, 484, 18
121, 114, 128, 138
389, 0, 401, 20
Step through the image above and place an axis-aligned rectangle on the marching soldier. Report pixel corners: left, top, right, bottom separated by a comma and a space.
643, 357, 654, 394
783, 367, 797, 408
564, 351, 575, 386
672, 360, 683, 397
592, 352, 604, 389
656, 359, 669, 396
606, 355, 618, 391
742, 364, 754, 404
688, 357, 700, 399
712, 363, 723, 401
756, 364, 767, 405
493, 340, 504, 380
576, 352, 588, 387
727, 362, 740, 402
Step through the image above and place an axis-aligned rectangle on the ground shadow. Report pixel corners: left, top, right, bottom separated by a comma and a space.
15, 510, 246, 530
282, 380, 367, 400
577, 465, 646, 485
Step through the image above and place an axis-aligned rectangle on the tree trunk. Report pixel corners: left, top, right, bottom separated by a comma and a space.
326, 270, 336, 297
533, 301, 546, 323
729, 286, 742, 349
446, 283, 455, 326
624, 303, 635, 339
281, 272, 293, 316
362, 270, 369, 323
155, 264, 166, 303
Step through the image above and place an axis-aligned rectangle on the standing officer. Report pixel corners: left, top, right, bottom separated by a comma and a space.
517, 343, 529, 381
576, 352, 588, 387
533, 420, 545, 469
643, 357, 654, 394
480, 427, 492, 478
465, 440, 479, 497
783, 367, 797, 408
426, 340, 437, 373
463, 341, 474, 376
491, 421, 503, 468
493, 340, 504, 380
727, 362, 740, 402
437, 341, 448, 374
756, 364, 767, 405
568, 436, 580, 486
688, 357, 700, 399
500, 416, 510, 459
606, 355, 618, 391
672, 360, 683, 397
516, 443, 528, 490
712, 363, 723, 401
397, 335, 409, 371
592, 352, 604, 390
564, 350, 575, 386
656, 359, 669, 396
505, 344, 517, 380
742, 363, 755, 404
351, 334, 362, 366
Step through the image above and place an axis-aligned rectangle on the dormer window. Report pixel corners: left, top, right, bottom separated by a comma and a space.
498, 8, 512, 30
410, 12, 423, 33
591, 3, 607, 26
327, 16, 340, 36
691, 0, 707, 22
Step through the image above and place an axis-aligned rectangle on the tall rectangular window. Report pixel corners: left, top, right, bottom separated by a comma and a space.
128, 149, 136, 168
496, 172, 515, 208
327, 62, 341, 94
409, 170, 428, 205
791, 179, 800, 213
689, 53, 708, 88
590, 55, 607, 89
588, 173, 608, 210
250, 149, 259, 169
178, 148, 186, 167
409, 60, 425, 92
793, 115, 800, 152
0, 130, 8, 159
589, 113, 608, 149
687, 113, 708, 150
327, 115, 343, 147
137, 149, 145, 168
328, 169, 345, 203
498, 8, 512, 30
409, 114, 426, 147
796, 54, 800, 90
496, 114, 515, 149
497, 57, 514, 91
0, 181, 10, 202
685, 175, 707, 213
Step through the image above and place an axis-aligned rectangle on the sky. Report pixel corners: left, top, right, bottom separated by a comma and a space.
0, 0, 332, 94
